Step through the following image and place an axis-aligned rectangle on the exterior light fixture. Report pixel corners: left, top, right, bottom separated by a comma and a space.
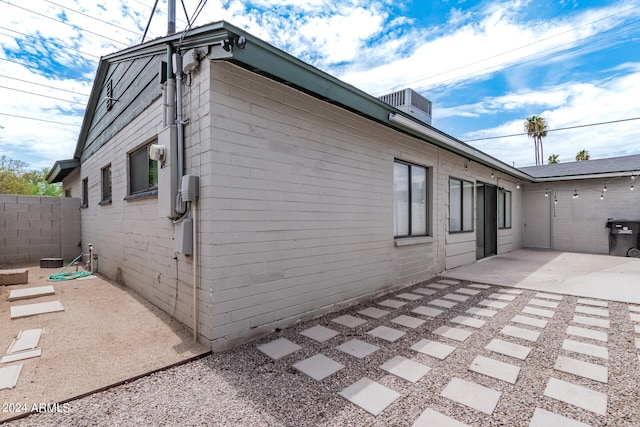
603, 185, 607, 192
572, 190, 579, 199
600, 192, 604, 200
516, 183, 521, 189
554, 197, 558, 205
491, 171, 495, 179
544, 190, 549, 197
631, 184, 635, 191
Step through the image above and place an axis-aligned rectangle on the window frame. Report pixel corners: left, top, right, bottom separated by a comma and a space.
127, 141, 158, 199
81, 177, 88, 208
449, 176, 474, 233
393, 159, 429, 238
498, 189, 512, 229
100, 164, 112, 205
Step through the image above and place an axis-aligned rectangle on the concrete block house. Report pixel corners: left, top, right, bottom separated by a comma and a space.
47, 21, 639, 350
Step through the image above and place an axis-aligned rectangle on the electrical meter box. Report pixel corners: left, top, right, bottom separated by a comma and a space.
175, 218, 193, 255
181, 175, 199, 202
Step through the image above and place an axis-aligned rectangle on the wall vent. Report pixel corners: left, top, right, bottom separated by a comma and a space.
379, 88, 432, 125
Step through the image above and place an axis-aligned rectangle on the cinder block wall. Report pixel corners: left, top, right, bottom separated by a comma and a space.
0, 195, 81, 266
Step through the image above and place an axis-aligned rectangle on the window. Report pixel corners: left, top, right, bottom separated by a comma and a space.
129, 142, 158, 196
498, 189, 512, 229
81, 177, 88, 208
394, 160, 428, 237
100, 165, 112, 204
449, 177, 474, 232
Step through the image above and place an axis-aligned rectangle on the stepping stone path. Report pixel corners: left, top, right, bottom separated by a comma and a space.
254, 279, 636, 425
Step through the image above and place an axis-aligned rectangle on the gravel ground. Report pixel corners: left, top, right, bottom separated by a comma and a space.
4, 277, 640, 426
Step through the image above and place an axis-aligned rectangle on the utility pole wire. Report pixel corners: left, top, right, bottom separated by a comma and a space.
0, 85, 87, 105
463, 117, 640, 142
0, 112, 80, 126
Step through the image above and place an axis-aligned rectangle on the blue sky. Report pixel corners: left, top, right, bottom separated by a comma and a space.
1, 0, 639, 170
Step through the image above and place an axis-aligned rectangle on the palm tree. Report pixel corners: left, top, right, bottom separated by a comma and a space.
524, 115, 549, 166
548, 154, 560, 164
575, 149, 590, 161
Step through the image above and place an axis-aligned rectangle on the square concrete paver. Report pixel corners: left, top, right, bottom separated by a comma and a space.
441, 377, 501, 415
0, 364, 23, 390
466, 307, 498, 317
339, 377, 400, 416
300, 325, 340, 343
501, 325, 540, 342
438, 279, 460, 285
562, 339, 609, 360
368, 326, 406, 342
428, 283, 449, 290
572, 315, 610, 329
412, 409, 469, 427
391, 315, 426, 329
529, 408, 592, 427
566, 325, 608, 342
575, 306, 609, 317
411, 339, 456, 360
544, 377, 607, 415
378, 299, 407, 309
522, 306, 555, 318
358, 307, 390, 319
413, 288, 437, 296
443, 293, 470, 302
629, 305, 640, 313
433, 325, 473, 342
577, 298, 608, 307
478, 299, 508, 309
257, 338, 302, 360
498, 289, 524, 295
468, 283, 491, 289
428, 299, 458, 309
293, 354, 344, 381
488, 293, 517, 301
511, 315, 548, 328
535, 292, 563, 301
451, 315, 486, 329
380, 355, 431, 383
635, 337, 640, 349
396, 293, 423, 301
332, 315, 367, 328
469, 355, 521, 384
630, 312, 640, 322
554, 355, 608, 383
412, 306, 443, 318
336, 339, 379, 358
485, 338, 532, 360
528, 298, 559, 309
456, 288, 481, 296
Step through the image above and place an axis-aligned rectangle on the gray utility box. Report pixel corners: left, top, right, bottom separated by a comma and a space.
605, 219, 640, 257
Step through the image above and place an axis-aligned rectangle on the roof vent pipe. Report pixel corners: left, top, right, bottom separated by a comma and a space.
167, 0, 176, 35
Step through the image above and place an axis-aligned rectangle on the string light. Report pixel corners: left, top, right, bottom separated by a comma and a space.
554, 197, 558, 205
602, 185, 607, 192
516, 183, 521, 189
600, 192, 604, 200
631, 184, 635, 191
490, 170, 495, 179
544, 190, 549, 197
572, 190, 579, 199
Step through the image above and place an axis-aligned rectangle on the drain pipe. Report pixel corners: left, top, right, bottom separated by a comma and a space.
175, 53, 186, 215
192, 199, 198, 340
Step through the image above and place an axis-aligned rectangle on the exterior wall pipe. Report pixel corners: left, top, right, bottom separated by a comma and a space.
192, 200, 198, 340
165, 45, 176, 128
175, 52, 186, 214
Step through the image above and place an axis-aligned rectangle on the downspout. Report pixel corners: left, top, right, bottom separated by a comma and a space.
192, 198, 198, 340
166, 45, 176, 129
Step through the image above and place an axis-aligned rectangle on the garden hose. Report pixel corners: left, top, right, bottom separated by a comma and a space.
47, 254, 93, 282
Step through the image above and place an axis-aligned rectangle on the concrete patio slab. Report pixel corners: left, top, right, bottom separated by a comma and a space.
488, 293, 517, 301
358, 307, 390, 319
441, 377, 501, 415
528, 298, 559, 309
529, 408, 592, 427
412, 409, 468, 427
10, 301, 64, 319
522, 306, 555, 318
367, 326, 406, 342
257, 338, 302, 360
0, 364, 23, 390
442, 249, 640, 304
438, 280, 460, 285
535, 292, 563, 301
442, 293, 469, 302
428, 283, 449, 290
466, 307, 498, 317
629, 312, 640, 322
455, 288, 481, 296
339, 377, 400, 416
7, 328, 43, 353
380, 355, 431, 383
544, 377, 607, 415
575, 306, 609, 317
391, 315, 425, 329
395, 293, 423, 301
0, 348, 42, 364
8, 285, 55, 301
451, 315, 486, 329
577, 298, 608, 307
498, 289, 523, 295
413, 288, 437, 296
332, 315, 367, 328
629, 305, 640, 313
501, 325, 540, 342
478, 299, 508, 309
427, 299, 457, 309
433, 325, 473, 342
293, 354, 344, 381
468, 283, 491, 289
566, 325, 608, 342
377, 299, 406, 309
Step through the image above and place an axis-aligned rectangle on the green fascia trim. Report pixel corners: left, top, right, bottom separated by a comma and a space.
46, 159, 80, 184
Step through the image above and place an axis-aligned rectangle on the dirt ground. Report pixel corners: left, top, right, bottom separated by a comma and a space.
0, 266, 208, 422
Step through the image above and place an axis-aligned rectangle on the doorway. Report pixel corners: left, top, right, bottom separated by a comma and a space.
476, 182, 497, 259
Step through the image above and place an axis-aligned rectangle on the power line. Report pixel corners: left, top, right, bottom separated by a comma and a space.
0, 74, 90, 97
0, 85, 87, 105
463, 117, 640, 142
0, 0, 130, 47
0, 112, 80, 127
43, 0, 143, 36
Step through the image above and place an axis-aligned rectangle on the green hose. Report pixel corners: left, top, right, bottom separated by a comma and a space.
47, 254, 93, 282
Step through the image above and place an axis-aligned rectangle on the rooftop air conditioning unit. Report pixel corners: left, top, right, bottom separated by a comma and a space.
379, 88, 432, 125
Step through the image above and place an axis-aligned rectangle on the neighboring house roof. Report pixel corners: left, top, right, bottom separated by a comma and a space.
46, 159, 80, 184
519, 154, 640, 181
50, 20, 532, 183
